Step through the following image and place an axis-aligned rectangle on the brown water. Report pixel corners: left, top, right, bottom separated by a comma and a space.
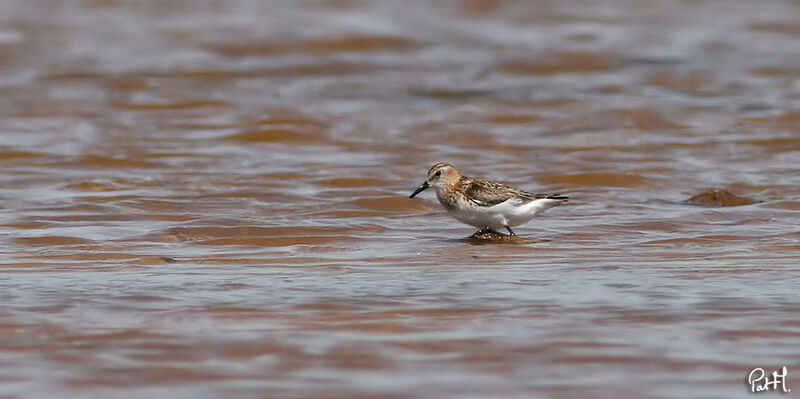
1, 1, 799, 398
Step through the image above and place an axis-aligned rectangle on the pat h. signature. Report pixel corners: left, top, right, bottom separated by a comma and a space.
748, 367, 790, 393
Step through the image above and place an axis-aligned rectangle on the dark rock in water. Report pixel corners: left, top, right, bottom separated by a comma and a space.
467, 230, 526, 244
683, 189, 759, 207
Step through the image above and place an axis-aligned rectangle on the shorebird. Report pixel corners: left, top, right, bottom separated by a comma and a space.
409, 163, 567, 236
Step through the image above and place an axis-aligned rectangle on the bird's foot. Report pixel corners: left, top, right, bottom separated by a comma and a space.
472, 227, 498, 237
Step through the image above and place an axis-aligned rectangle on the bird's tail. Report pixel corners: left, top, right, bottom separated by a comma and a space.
545, 194, 568, 201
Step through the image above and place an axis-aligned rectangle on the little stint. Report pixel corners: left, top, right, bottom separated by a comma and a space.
409, 163, 568, 236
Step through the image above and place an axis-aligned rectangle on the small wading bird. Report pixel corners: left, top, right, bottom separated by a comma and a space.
409, 163, 568, 237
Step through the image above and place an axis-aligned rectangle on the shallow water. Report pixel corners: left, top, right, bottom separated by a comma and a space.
0, 1, 798, 398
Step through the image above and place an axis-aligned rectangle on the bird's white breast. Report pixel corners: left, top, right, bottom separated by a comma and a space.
442, 196, 561, 230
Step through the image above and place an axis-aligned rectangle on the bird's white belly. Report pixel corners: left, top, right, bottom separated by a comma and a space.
446, 206, 503, 229
445, 198, 559, 230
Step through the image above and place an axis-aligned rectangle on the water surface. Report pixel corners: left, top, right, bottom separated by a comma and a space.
0, 1, 798, 398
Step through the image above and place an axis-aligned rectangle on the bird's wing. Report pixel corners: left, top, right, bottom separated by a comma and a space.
464, 179, 524, 206
464, 178, 568, 207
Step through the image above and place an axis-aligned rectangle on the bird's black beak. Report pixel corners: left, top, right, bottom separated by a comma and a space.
409, 181, 430, 199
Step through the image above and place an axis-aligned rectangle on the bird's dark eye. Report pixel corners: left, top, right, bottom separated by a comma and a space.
435, 170, 441, 177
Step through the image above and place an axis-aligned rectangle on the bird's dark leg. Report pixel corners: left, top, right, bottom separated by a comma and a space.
504, 226, 516, 236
